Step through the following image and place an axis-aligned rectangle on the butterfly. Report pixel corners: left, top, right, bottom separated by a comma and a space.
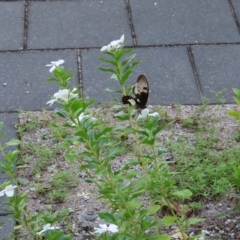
122, 75, 149, 109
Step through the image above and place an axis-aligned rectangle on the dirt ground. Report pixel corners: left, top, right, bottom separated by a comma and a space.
17, 104, 240, 240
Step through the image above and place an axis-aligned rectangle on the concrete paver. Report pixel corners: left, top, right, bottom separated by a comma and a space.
0, 50, 78, 112
0, 215, 14, 240
131, 0, 240, 45
192, 45, 240, 103
28, 1, 133, 49
0, 2, 24, 51
82, 47, 201, 106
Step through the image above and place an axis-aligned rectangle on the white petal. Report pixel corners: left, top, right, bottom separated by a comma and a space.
108, 224, 118, 233
148, 112, 159, 117
137, 114, 145, 120
57, 59, 64, 65
141, 108, 150, 116
45, 64, 53, 67
46, 99, 56, 106
101, 46, 108, 52
5, 185, 17, 197
54, 89, 69, 102
119, 34, 124, 43
43, 224, 52, 231
0, 190, 4, 197
36, 230, 44, 235
49, 65, 56, 73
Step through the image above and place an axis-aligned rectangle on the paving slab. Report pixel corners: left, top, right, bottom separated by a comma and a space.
0, 50, 78, 112
0, 215, 14, 240
0, 113, 19, 179
130, 0, 240, 45
192, 45, 240, 103
27, 1, 132, 49
81, 47, 201, 106
0, 2, 24, 51
231, 0, 240, 22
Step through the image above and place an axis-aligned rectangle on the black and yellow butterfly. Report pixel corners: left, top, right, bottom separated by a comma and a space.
122, 75, 149, 109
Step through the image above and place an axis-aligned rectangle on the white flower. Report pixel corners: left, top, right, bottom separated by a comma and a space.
46, 88, 78, 106
101, 35, 124, 52
94, 224, 118, 235
0, 185, 17, 197
36, 223, 59, 235
137, 108, 160, 120
46, 59, 65, 72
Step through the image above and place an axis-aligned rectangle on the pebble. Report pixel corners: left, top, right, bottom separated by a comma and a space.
225, 219, 232, 225
85, 214, 97, 221
3, 83, 7, 86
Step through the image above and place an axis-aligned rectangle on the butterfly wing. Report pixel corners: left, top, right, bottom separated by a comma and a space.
121, 75, 149, 109
133, 75, 149, 109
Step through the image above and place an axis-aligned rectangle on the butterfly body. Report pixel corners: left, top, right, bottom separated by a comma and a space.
122, 75, 149, 109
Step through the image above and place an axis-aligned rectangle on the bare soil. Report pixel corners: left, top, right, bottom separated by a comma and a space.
17, 104, 240, 240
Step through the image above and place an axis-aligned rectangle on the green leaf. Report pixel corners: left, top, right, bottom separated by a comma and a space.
98, 212, 116, 224
4, 139, 21, 147
233, 96, 240, 106
99, 57, 117, 67
55, 108, 69, 119
233, 88, 240, 97
186, 217, 205, 226
229, 178, 240, 188
98, 67, 116, 74
227, 110, 240, 120
104, 88, 122, 94
126, 200, 142, 208
75, 130, 88, 140
104, 148, 123, 160
114, 111, 130, 121
234, 167, 240, 176
64, 149, 77, 163
122, 54, 137, 66
146, 205, 160, 215
152, 235, 171, 240
172, 189, 192, 199
120, 69, 133, 85
162, 216, 177, 226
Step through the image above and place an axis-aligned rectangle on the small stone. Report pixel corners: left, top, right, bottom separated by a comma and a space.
225, 219, 232, 225
85, 214, 97, 221
18, 177, 30, 186
3, 83, 7, 86
25, 91, 30, 94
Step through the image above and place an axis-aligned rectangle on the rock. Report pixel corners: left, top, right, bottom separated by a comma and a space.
85, 214, 97, 221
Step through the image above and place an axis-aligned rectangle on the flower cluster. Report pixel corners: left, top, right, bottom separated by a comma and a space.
101, 35, 124, 52
46, 88, 78, 106
46, 59, 65, 73
137, 108, 160, 120
94, 224, 118, 235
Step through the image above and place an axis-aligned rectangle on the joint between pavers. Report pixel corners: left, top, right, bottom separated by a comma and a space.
77, 49, 83, 98
23, 0, 28, 50
227, 0, 240, 35
2, 42, 240, 54
187, 45, 203, 99
125, 0, 137, 46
